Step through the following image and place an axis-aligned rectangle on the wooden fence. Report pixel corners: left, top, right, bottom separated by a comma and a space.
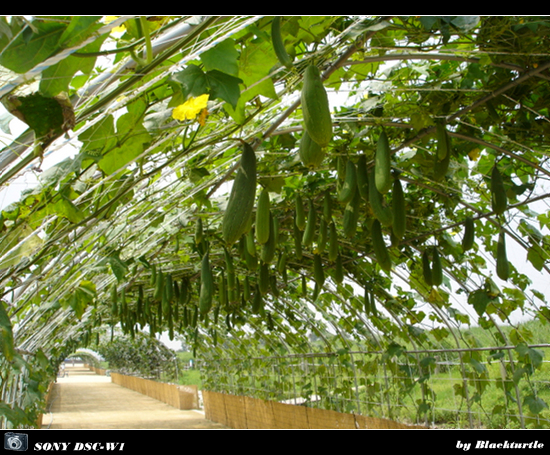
110, 372, 199, 410
202, 390, 426, 429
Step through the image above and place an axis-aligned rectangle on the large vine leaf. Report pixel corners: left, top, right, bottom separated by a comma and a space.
39, 34, 108, 97
200, 38, 240, 76
0, 18, 67, 73
172, 65, 243, 109
98, 100, 151, 175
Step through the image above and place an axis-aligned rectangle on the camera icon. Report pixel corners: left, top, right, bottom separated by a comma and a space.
4, 432, 28, 451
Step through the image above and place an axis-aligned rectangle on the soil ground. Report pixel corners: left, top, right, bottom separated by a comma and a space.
42, 365, 227, 429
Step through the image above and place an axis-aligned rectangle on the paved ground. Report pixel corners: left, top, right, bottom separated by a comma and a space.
42, 365, 227, 429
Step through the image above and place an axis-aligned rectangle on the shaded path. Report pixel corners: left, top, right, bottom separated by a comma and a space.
42, 365, 227, 429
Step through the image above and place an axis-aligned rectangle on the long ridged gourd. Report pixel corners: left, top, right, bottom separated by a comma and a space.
255, 188, 271, 245
154, 269, 164, 301
375, 131, 392, 194
491, 164, 507, 215
371, 219, 392, 272
271, 16, 293, 69
462, 216, 475, 252
431, 247, 443, 286
368, 168, 393, 227
302, 198, 316, 247
295, 193, 306, 231
293, 217, 303, 260
433, 124, 451, 181
338, 159, 357, 203
195, 217, 204, 246
260, 213, 278, 264
323, 190, 333, 222
252, 284, 264, 314
301, 64, 332, 148
222, 142, 257, 246
277, 249, 288, 274
313, 254, 325, 287
328, 221, 339, 262
224, 247, 237, 302
436, 122, 449, 161
343, 190, 361, 239
259, 262, 270, 295
244, 242, 258, 272
199, 252, 214, 315
356, 154, 369, 201
496, 230, 509, 281
299, 130, 325, 168
422, 249, 433, 287
317, 216, 327, 254
217, 271, 227, 308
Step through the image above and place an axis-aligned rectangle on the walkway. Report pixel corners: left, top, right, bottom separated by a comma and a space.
42, 365, 227, 429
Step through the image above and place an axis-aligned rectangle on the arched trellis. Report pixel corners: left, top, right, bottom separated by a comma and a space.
1, 16, 550, 429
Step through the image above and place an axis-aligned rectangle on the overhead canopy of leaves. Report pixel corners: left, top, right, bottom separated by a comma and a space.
2, 16, 550, 426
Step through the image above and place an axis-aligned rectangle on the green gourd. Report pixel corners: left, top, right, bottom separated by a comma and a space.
222, 142, 257, 246
301, 64, 333, 148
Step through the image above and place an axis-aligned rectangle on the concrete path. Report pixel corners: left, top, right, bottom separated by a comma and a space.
42, 365, 227, 429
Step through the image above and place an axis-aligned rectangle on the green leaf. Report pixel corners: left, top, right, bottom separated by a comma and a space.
68, 280, 97, 318
40, 34, 108, 96
77, 114, 116, 160
468, 289, 492, 316
171, 66, 243, 108
0, 19, 67, 73
0, 300, 16, 361
513, 366, 526, 385
516, 342, 544, 369
189, 167, 210, 183
384, 342, 404, 359
527, 244, 548, 271
0, 403, 28, 427
469, 357, 487, 375
206, 70, 243, 108
524, 395, 548, 414
98, 101, 151, 175
519, 219, 544, 243
0, 224, 44, 269
49, 196, 85, 223
107, 252, 129, 282
419, 16, 439, 31
238, 40, 278, 101
200, 38, 239, 76
223, 97, 246, 125
453, 383, 467, 399
171, 64, 209, 98
58, 16, 103, 48
420, 356, 436, 368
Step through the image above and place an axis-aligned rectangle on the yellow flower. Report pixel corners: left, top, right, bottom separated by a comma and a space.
103, 16, 127, 34
468, 147, 481, 162
197, 107, 209, 127
172, 94, 210, 122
